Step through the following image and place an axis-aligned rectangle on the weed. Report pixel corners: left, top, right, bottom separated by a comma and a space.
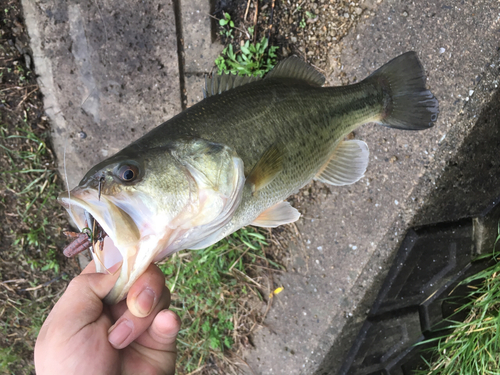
219, 12, 234, 39
0, 347, 21, 371
1, 120, 64, 274
247, 25, 254, 38
0, 7, 73, 368
215, 36, 279, 77
15, 63, 27, 81
306, 11, 315, 19
40, 248, 61, 274
159, 227, 279, 372
300, 18, 306, 28
415, 232, 500, 374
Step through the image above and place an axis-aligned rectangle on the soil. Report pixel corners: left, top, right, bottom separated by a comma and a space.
215, 0, 370, 78
0, 2, 79, 373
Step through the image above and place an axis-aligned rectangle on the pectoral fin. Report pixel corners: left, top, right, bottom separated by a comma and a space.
315, 140, 369, 186
251, 201, 300, 228
246, 144, 284, 193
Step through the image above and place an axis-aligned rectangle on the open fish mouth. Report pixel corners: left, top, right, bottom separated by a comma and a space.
58, 188, 147, 303
58, 183, 227, 304
59, 190, 140, 269
62, 208, 122, 274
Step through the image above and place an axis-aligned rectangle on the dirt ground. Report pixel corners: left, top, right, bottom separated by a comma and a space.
0, 1, 81, 373
215, 0, 367, 76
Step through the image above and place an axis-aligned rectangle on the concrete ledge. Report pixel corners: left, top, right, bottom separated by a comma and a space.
180, 0, 223, 107
22, 0, 181, 188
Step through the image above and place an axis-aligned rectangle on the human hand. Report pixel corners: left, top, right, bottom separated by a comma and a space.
34, 261, 180, 375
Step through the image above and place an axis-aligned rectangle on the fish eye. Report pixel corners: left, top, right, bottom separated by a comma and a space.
116, 164, 139, 182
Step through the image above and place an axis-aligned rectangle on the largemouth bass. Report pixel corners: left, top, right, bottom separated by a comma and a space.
59, 52, 439, 304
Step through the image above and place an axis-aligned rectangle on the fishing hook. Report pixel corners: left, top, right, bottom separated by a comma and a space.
97, 173, 105, 201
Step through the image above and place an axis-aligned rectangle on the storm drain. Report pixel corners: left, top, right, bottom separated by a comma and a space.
338, 210, 498, 375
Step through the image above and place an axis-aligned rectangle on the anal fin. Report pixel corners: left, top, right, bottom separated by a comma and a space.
315, 140, 369, 186
251, 201, 300, 228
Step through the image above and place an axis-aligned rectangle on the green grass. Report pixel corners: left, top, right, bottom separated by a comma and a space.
0, 85, 72, 373
159, 227, 281, 373
415, 232, 500, 375
0, 347, 21, 371
0, 122, 64, 275
0, 292, 55, 373
218, 12, 235, 39
215, 36, 279, 77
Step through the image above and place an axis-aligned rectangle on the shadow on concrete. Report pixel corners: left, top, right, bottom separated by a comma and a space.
414, 86, 500, 225
315, 63, 500, 374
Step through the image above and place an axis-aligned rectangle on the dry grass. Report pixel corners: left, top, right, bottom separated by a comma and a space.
0, 3, 81, 374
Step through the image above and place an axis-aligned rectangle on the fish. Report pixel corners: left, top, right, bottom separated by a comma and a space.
59, 51, 439, 304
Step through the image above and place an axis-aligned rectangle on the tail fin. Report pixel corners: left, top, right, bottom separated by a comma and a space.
368, 51, 439, 130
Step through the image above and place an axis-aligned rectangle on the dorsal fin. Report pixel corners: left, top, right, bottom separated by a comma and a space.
265, 56, 325, 86
203, 57, 324, 98
203, 73, 261, 98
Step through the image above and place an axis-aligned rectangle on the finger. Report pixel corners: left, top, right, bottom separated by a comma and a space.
108, 264, 167, 319
137, 309, 181, 352
40, 269, 119, 340
80, 260, 96, 274
126, 264, 167, 318
107, 264, 169, 349
82, 259, 122, 276
107, 285, 170, 349
122, 310, 180, 375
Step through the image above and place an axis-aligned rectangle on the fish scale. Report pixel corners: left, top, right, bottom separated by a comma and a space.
135, 81, 377, 196
132, 80, 381, 231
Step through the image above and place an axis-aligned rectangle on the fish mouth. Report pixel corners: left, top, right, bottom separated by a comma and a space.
59, 186, 200, 304
58, 188, 147, 303
68, 208, 125, 274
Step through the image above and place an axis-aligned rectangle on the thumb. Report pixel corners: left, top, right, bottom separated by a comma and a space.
43, 262, 119, 338
147, 310, 181, 351
126, 309, 180, 375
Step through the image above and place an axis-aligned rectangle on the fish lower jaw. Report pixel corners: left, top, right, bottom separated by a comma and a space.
104, 233, 172, 304
93, 232, 125, 274
61, 204, 130, 274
